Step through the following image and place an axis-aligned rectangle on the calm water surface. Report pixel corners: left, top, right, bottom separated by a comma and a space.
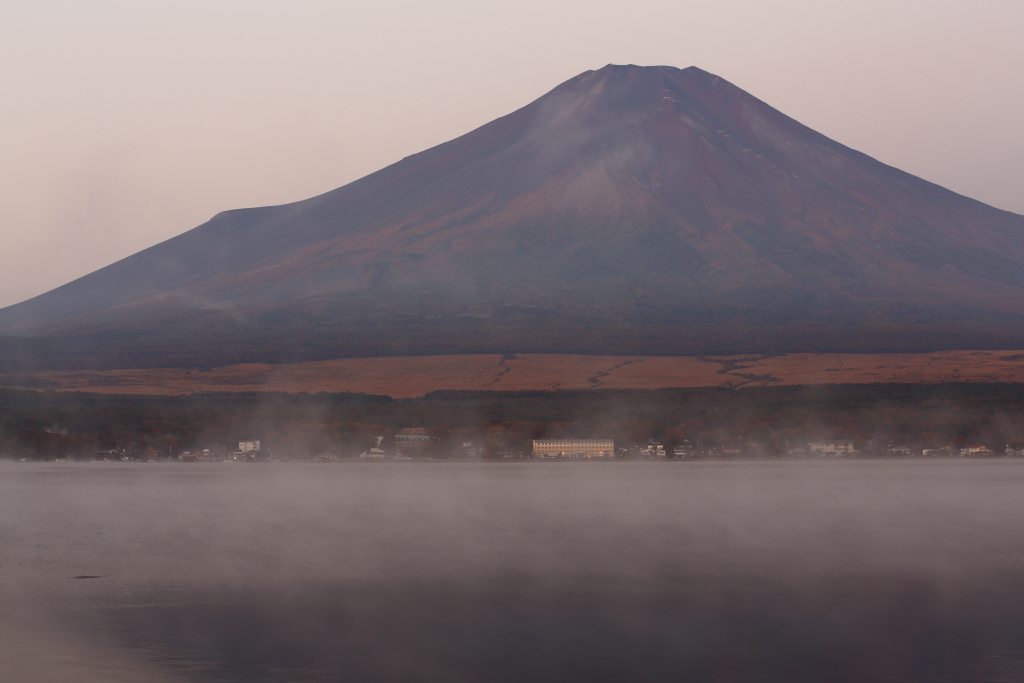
2, 460, 1023, 682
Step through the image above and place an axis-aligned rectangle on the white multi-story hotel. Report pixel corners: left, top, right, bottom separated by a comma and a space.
533, 439, 614, 458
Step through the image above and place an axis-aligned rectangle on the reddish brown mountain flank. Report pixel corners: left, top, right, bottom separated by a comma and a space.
2, 65, 1023, 369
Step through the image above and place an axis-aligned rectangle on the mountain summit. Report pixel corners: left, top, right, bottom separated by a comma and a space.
3, 65, 1024, 369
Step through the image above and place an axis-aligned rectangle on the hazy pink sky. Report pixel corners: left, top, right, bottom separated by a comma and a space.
1, 0, 1022, 308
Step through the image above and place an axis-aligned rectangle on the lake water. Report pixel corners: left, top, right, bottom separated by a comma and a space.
2, 460, 1024, 682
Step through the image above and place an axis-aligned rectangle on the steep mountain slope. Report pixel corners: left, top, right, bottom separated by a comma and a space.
2, 64, 1024, 370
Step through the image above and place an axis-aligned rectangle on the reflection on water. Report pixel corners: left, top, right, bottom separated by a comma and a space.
2, 461, 1024, 681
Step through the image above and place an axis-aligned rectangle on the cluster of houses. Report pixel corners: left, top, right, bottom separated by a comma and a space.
531, 439, 1023, 460
784, 441, 1014, 458
92, 440, 264, 462
357, 429, 444, 460
92, 431, 1024, 463
179, 441, 263, 461
213, 437, 1023, 461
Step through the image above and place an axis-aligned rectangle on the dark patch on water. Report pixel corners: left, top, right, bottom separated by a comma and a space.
71, 575, 107, 579
97, 575, 1024, 683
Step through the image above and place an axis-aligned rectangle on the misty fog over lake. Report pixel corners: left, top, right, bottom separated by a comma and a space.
2, 460, 1024, 682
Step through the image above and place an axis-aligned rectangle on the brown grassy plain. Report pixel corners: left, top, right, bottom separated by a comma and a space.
3, 350, 1024, 398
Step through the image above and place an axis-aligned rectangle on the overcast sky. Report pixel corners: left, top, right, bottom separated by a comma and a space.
1, 0, 1022, 308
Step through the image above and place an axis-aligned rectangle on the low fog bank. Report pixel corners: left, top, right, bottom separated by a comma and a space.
3, 462, 1024, 681
3, 461, 1023, 588
3, 461, 1024, 681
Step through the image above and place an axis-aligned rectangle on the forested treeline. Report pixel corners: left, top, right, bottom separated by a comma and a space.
3, 384, 1024, 460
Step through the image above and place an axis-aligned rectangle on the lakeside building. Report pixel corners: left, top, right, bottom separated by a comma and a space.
230, 440, 262, 461
673, 440, 695, 458
640, 439, 666, 458
532, 439, 614, 459
807, 440, 856, 456
714, 441, 742, 457
178, 449, 210, 462
395, 428, 438, 458
460, 442, 486, 459
360, 436, 386, 460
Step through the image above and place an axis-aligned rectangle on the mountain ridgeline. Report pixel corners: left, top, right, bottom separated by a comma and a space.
3, 64, 1024, 370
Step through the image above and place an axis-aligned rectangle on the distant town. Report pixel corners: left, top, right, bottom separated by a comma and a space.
72, 433, 1023, 463
5, 384, 1024, 463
